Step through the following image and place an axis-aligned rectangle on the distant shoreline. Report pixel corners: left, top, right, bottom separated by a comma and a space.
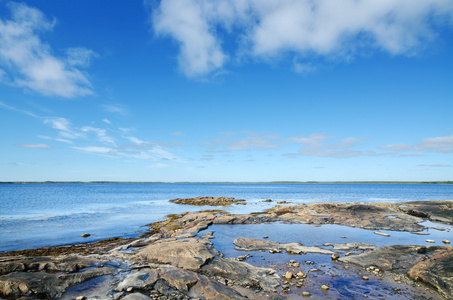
1, 181, 452, 184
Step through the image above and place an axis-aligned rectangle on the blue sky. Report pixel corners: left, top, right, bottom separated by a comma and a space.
1, 0, 452, 182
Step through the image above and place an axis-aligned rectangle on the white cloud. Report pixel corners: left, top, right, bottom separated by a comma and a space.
150, 0, 453, 77
125, 136, 145, 145
0, 2, 95, 97
205, 131, 280, 151
72, 146, 116, 155
419, 135, 453, 153
171, 131, 186, 136
44, 117, 85, 140
289, 134, 378, 157
151, 0, 227, 77
81, 126, 115, 145
102, 118, 111, 124
15, 143, 50, 149
379, 135, 453, 154
101, 104, 129, 115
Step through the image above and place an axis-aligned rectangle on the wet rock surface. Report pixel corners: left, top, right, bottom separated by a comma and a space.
1, 199, 452, 299
340, 245, 453, 299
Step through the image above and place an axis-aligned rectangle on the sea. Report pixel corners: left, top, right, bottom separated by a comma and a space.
1, 183, 453, 252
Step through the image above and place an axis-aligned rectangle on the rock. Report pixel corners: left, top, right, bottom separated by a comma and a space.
169, 196, 246, 206
442, 239, 450, 244
374, 231, 390, 237
75, 296, 86, 300
188, 275, 247, 300
362, 276, 369, 281
201, 231, 215, 239
426, 239, 435, 243
321, 284, 330, 290
324, 242, 376, 251
263, 236, 269, 238
81, 233, 90, 237
135, 238, 218, 271
121, 292, 152, 300
340, 245, 453, 299
0, 266, 116, 298
237, 256, 247, 261
233, 237, 334, 255
331, 253, 340, 260
115, 269, 159, 291
201, 258, 279, 292
302, 291, 311, 297
284, 272, 293, 279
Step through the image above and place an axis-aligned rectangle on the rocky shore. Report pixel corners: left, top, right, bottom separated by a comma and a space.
1, 198, 452, 299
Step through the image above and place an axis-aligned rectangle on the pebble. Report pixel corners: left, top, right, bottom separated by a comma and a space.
75, 297, 86, 300
321, 284, 330, 290
285, 272, 294, 279
126, 287, 133, 292
426, 239, 435, 243
442, 239, 451, 244
263, 236, 269, 239
269, 270, 275, 275
302, 291, 311, 297
331, 253, 340, 260
296, 271, 305, 278
81, 233, 90, 238
362, 276, 369, 281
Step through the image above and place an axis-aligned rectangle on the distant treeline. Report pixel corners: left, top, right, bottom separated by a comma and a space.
1, 181, 452, 185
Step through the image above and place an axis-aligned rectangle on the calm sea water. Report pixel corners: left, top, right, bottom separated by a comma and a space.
1, 183, 452, 251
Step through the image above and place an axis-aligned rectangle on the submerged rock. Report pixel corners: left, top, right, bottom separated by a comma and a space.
233, 237, 334, 255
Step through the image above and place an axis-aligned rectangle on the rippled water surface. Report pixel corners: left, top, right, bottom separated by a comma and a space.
1, 183, 452, 251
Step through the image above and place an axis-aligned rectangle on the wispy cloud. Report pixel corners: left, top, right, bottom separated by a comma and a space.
14, 143, 50, 149
171, 131, 186, 136
0, 101, 39, 118
44, 117, 85, 140
288, 134, 379, 158
378, 134, 453, 154
205, 131, 280, 151
0, 2, 95, 97
72, 146, 116, 155
81, 126, 115, 145
150, 0, 453, 78
101, 104, 129, 115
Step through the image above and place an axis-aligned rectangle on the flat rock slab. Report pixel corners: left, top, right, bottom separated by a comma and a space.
323, 242, 376, 251
0, 266, 116, 298
135, 238, 218, 271
340, 245, 453, 299
233, 237, 334, 255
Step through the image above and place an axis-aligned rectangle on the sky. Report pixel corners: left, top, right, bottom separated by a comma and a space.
0, 0, 452, 182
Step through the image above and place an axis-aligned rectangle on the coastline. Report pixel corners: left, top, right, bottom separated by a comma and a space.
1, 198, 453, 299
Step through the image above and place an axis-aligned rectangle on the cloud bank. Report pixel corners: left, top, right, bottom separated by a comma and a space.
0, 2, 95, 97
150, 0, 453, 77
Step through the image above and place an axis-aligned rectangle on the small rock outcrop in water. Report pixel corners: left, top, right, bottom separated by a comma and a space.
169, 196, 246, 206
233, 237, 335, 255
